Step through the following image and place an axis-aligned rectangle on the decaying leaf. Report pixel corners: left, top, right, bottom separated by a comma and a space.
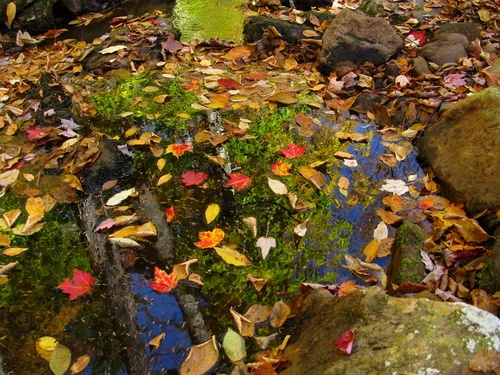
333, 330, 355, 355
267, 92, 298, 105
70, 354, 91, 374
298, 166, 326, 189
180, 336, 219, 375
230, 307, 254, 337
243, 217, 258, 237
246, 274, 267, 292
269, 300, 291, 328
172, 259, 197, 281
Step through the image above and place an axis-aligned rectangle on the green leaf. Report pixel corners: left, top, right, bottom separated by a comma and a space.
49, 343, 71, 375
222, 327, 246, 362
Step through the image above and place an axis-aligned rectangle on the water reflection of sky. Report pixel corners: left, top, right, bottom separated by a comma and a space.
131, 274, 192, 374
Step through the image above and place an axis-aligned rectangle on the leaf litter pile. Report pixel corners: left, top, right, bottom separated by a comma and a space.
0, 0, 499, 373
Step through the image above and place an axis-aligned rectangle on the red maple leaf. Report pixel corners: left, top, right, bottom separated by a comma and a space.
57, 269, 95, 301
279, 143, 306, 159
217, 78, 244, 90
26, 125, 49, 141
226, 173, 251, 191
148, 266, 178, 293
182, 170, 208, 186
333, 330, 355, 355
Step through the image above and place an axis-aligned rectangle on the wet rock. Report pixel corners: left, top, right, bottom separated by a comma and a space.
282, 287, 500, 375
318, 9, 404, 74
436, 22, 481, 43
411, 56, 432, 76
351, 93, 382, 114
420, 33, 470, 66
386, 222, 426, 295
244, 16, 321, 44
417, 87, 500, 215
358, 0, 439, 22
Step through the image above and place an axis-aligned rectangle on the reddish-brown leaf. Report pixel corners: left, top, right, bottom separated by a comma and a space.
333, 330, 355, 355
26, 125, 49, 141
226, 173, 251, 191
57, 269, 95, 301
279, 143, 306, 159
217, 78, 244, 90
182, 170, 208, 186
148, 266, 178, 293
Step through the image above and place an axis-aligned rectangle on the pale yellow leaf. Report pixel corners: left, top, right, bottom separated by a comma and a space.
0, 169, 19, 186
148, 333, 165, 349
157, 173, 172, 186
36, 336, 58, 361
214, 246, 251, 267
267, 177, 288, 195
363, 239, 379, 263
70, 354, 91, 374
2, 247, 28, 256
99, 45, 127, 54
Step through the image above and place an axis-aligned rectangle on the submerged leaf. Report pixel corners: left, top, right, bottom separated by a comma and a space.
280, 143, 306, 158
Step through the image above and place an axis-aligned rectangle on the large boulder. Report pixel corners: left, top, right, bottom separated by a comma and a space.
318, 9, 404, 74
417, 87, 500, 215
282, 287, 500, 374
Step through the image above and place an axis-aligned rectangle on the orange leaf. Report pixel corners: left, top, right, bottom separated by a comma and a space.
271, 160, 292, 176
226, 173, 251, 191
57, 269, 94, 301
166, 143, 192, 157
224, 46, 251, 61
148, 266, 178, 293
217, 78, 244, 90
165, 204, 176, 223
194, 227, 225, 249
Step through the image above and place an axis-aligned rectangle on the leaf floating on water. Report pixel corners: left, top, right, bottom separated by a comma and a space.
57, 269, 95, 301
49, 343, 72, 375
2, 208, 21, 227
157, 173, 172, 186
246, 274, 267, 292
0, 169, 19, 186
148, 333, 165, 350
182, 170, 208, 186
267, 177, 288, 195
148, 266, 178, 293
180, 336, 219, 375
214, 246, 251, 267
205, 203, 220, 224
226, 173, 252, 191
297, 166, 326, 189
280, 143, 306, 158
243, 217, 258, 237
269, 300, 291, 328
36, 336, 58, 361
106, 188, 136, 206
70, 354, 91, 374
99, 45, 127, 54
108, 237, 142, 248
222, 328, 246, 362
362, 239, 379, 263
194, 227, 225, 249
379, 179, 408, 196
256, 237, 276, 260
6, 2, 16, 29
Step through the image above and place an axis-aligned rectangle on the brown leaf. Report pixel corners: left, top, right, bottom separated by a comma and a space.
376, 208, 404, 225
269, 300, 291, 328
297, 166, 326, 189
180, 336, 219, 375
267, 92, 298, 105
230, 307, 254, 337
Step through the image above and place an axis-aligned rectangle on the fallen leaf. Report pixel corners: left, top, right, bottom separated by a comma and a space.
148, 266, 178, 293
0, 169, 19, 186
2, 208, 21, 227
222, 328, 246, 362
256, 237, 276, 260
271, 160, 292, 176
171, 259, 198, 281
205, 203, 220, 224
57, 269, 94, 301
194, 227, 225, 248
298, 166, 326, 189
380, 179, 408, 195
338, 280, 357, 297
267, 92, 298, 105
165, 204, 176, 223
218, 78, 244, 90
269, 300, 291, 328
148, 333, 165, 350
280, 143, 306, 158
180, 336, 219, 375
230, 307, 254, 337
70, 354, 91, 374
26, 196, 45, 216
99, 45, 127, 54
363, 239, 379, 263
267, 177, 288, 195
333, 330, 355, 355
224, 46, 251, 61
166, 143, 192, 157
214, 246, 251, 266
226, 173, 251, 191
108, 237, 142, 248
2, 247, 28, 256
243, 217, 258, 237
157, 173, 172, 186
246, 274, 267, 292
106, 188, 136, 206
6, 2, 16, 29
36, 336, 58, 361
182, 170, 208, 186
49, 343, 71, 375
376, 209, 404, 225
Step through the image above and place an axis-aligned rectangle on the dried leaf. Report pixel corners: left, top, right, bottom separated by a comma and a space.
376, 208, 404, 225
246, 274, 267, 292
230, 307, 254, 337
256, 237, 276, 260
267, 177, 288, 195
243, 217, 258, 237
99, 45, 127, 54
148, 333, 165, 349
267, 92, 298, 105
0, 169, 19, 186
2, 209, 21, 227
298, 166, 326, 189
224, 46, 251, 61
363, 240, 379, 263
70, 354, 91, 374
269, 300, 291, 328
180, 336, 219, 375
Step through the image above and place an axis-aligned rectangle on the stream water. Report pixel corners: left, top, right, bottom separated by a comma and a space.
0, 1, 427, 374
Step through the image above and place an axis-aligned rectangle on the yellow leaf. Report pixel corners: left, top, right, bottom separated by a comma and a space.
172, 259, 198, 281
157, 173, 172, 186
2, 208, 21, 227
157, 158, 166, 171
2, 247, 28, 256
36, 336, 58, 361
0, 234, 11, 247
267, 92, 298, 105
6, 2, 16, 29
64, 174, 83, 191
18, 214, 44, 236
108, 225, 138, 238
205, 203, 220, 224
363, 239, 379, 263
134, 222, 157, 238
214, 246, 251, 267
125, 126, 138, 137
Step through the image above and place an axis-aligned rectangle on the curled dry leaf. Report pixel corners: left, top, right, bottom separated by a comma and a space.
298, 166, 326, 189
180, 336, 219, 375
247, 274, 268, 292
147, 333, 165, 350
230, 307, 254, 337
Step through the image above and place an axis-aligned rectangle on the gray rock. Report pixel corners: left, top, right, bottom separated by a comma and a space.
282, 287, 500, 375
437, 22, 481, 42
420, 32, 470, 66
358, 0, 440, 22
318, 9, 404, 74
417, 87, 500, 214
411, 56, 432, 76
